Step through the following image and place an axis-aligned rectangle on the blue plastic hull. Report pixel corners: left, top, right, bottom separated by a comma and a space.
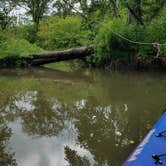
123, 111, 166, 166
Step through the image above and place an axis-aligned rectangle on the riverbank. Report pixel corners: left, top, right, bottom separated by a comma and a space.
1, 16, 166, 71
1, 54, 166, 72
98, 56, 166, 71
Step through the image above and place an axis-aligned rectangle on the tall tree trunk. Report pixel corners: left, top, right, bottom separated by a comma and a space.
127, 0, 143, 25
110, 0, 120, 17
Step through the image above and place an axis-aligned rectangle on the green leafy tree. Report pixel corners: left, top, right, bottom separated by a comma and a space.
53, 0, 75, 18
121, 0, 144, 25
142, 0, 166, 21
18, 0, 52, 27
0, 0, 17, 30
38, 16, 91, 50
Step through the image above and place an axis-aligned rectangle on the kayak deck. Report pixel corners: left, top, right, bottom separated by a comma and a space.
123, 111, 166, 166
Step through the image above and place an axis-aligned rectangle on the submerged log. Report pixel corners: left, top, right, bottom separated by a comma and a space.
30, 45, 93, 66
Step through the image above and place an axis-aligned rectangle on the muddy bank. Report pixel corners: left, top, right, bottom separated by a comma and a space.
96, 56, 166, 71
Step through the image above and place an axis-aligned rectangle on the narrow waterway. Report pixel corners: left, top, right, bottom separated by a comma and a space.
0, 67, 166, 166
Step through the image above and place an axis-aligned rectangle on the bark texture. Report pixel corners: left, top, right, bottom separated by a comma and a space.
30, 45, 93, 66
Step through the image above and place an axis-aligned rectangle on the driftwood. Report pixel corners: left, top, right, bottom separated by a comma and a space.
30, 45, 93, 66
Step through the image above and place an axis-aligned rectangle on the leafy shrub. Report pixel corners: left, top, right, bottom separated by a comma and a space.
94, 19, 148, 64
37, 16, 91, 50
147, 15, 166, 55
0, 31, 9, 45
0, 36, 42, 59
13, 25, 38, 43
94, 16, 166, 64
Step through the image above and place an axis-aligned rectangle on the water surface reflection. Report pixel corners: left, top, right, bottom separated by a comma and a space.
0, 68, 166, 166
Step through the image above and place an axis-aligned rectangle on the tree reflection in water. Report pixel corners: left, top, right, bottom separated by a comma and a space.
0, 68, 166, 166
3, 90, 134, 165
73, 99, 132, 166
21, 94, 65, 137
5, 90, 67, 137
0, 119, 17, 166
64, 146, 90, 166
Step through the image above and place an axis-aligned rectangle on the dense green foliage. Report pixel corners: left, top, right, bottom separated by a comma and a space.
0, 0, 166, 68
0, 31, 42, 59
37, 16, 91, 50
94, 15, 166, 64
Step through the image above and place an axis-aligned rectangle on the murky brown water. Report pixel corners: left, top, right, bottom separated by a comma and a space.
0, 67, 166, 166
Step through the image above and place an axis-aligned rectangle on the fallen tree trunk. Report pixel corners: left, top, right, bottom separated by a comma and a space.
0, 45, 94, 68
2, 44, 166, 71
30, 45, 93, 66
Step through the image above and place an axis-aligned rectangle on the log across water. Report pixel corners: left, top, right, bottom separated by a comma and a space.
1, 45, 166, 70
0, 46, 93, 68
30, 46, 93, 66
